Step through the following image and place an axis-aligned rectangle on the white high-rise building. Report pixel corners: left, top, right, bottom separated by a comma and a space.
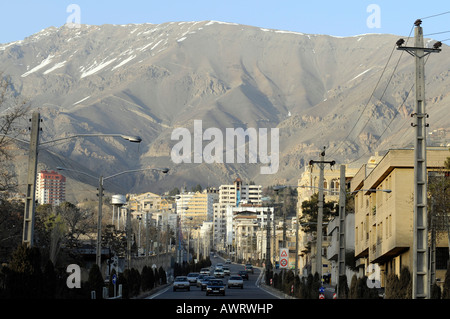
213, 178, 263, 250
35, 170, 66, 206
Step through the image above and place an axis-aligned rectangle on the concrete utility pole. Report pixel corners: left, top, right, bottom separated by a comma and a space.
96, 176, 104, 266
309, 147, 335, 279
266, 209, 272, 281
22, 112, 40, 247
397, 19, 441, 299
337, 165, 346, 297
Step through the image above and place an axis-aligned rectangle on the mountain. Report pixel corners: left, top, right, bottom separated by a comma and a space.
1, 21, 449, 198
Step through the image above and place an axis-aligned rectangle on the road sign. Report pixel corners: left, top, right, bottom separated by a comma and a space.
112, 274, 117, 285
280, 248, 289, 269
319, 286, 325, 293
333, 293, 337, 299
319, 293, 325, 299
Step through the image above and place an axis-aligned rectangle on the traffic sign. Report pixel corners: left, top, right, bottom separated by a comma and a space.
319, 286, 325, 293
112, 274, 117, 285
280, 248, 289, 269
333, 293, 337, 299
319, 293, 325, 299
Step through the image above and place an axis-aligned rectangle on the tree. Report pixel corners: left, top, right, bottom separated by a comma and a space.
42, 259, 57, 298
87, 264, 104, 299
0, 73, 30, 193
7, 244, 43, 298
443, 263, 450, 299
300, 193, 337, 234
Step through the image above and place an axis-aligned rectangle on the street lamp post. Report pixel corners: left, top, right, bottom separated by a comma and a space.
20, 110, 142, 248
57, 166, 169, 267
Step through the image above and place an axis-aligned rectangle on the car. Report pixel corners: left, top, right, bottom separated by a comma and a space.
187, 272, 199, 285
227, 275, 244, 289
216, 263, 223, 268
206, 279, 226, 296
238, 270, 249, 280
245, 264, 254, 274
214, 268, 224, 278
173, 276, 190, 291
200, 276, 215, 291
222, 266, 230, 276
200, 268, 210, 275
196, 274, 206, 287
225, 259, 231, 264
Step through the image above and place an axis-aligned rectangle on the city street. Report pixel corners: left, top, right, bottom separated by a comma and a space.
147, 256, 279, 299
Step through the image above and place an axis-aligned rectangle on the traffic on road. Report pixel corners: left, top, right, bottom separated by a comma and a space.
148, 255, 279, 299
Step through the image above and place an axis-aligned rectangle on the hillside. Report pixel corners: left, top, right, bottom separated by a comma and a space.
1, 21, 449, 197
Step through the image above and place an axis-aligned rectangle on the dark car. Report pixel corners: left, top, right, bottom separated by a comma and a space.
245, 264, 254, 274
238, 270, 249, 280
206, 279, 226, 296
200, 276, 216, 291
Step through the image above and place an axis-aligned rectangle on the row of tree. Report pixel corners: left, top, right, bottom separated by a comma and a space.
0, 243, 170, 299
267, 265, 450, 299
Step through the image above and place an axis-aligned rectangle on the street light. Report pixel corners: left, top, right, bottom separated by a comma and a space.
40, 133, 142, 145
20, 111, 144, 248
57, 166, 169, 267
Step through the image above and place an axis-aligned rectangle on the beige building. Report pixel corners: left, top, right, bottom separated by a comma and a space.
351, 147, 450, 289
176, 190, 215, 229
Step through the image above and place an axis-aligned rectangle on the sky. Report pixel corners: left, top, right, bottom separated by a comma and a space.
0, 0, 449, 44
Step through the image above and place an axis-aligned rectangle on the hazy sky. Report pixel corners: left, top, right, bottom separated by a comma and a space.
0, 0, 449, 43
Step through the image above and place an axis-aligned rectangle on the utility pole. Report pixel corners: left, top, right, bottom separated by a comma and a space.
126, 206, 132, 269
337, 165, 346, 298
22, 112, 40, 247
397, 19, 441, 299
309, 147, 335, 280
265, 209, 272, 282
96, 176, 104, 267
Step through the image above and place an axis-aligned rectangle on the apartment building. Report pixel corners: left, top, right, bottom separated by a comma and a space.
35, 170, 66, 206
213, 178, 263, 250
176, 190, 216, 228
351, 147, 450, 288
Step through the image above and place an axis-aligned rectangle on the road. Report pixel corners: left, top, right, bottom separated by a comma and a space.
147, 256, 279, 299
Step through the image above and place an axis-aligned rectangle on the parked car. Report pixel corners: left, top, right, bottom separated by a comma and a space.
206, 279, 226, 296
228, 275, 244, 289
214, 268, 224, 278
187, 272, 199, 285
238, 270, 249, 280
200, 276, 216, 291
245, 264, 254, 274
173, 276, 190, 291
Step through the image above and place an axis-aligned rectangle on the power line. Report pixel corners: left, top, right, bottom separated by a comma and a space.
420, 11, 450, 20
347, 83, 415, 164
327, 25, 415, 159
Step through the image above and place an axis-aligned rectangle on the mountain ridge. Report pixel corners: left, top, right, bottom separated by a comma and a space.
1, 21, 449, 197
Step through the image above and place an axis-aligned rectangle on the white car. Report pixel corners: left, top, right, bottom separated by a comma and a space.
187, 272, 199, 285
222, 266, 230, 276
214, 268, 224, 278
227, 275, 244, 289
200, 268, 210, 275
173, 276, 190, 291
